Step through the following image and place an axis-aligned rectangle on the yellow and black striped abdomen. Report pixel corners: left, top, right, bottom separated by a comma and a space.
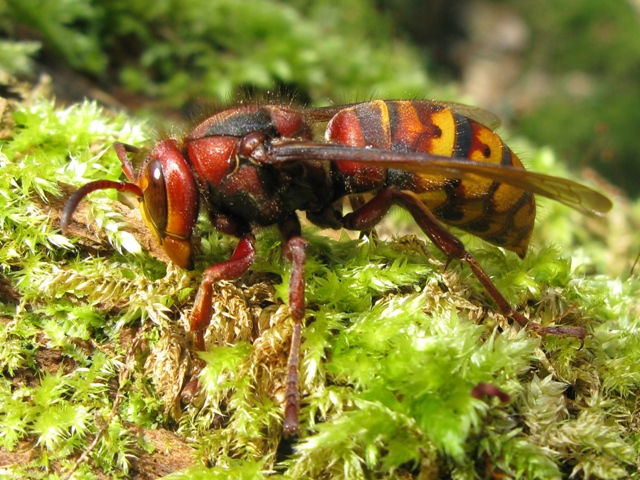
384, 100, 536, 257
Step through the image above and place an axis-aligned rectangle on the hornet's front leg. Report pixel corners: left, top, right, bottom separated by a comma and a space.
190, 234, 256, 350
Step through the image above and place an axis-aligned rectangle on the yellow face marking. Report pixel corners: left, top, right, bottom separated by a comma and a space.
140, 202, 162, 242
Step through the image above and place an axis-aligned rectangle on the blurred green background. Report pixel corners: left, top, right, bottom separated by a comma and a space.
2, 0, 640, 196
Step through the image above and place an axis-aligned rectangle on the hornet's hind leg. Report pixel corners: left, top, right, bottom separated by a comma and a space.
341, 188, 586, 342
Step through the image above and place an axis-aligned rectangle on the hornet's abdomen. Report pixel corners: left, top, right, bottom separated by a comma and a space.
326, 100, 535, 257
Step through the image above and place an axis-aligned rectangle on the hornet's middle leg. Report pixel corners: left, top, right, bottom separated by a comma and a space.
279, 217, 308, 435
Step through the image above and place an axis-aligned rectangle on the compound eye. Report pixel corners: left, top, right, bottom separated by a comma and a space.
142, 158, 168, 234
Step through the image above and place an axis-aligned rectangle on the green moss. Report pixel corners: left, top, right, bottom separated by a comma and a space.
0, 40, 40, 77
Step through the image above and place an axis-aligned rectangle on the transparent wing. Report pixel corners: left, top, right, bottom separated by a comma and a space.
269, 142, 612, 217
435, 101, 502, 130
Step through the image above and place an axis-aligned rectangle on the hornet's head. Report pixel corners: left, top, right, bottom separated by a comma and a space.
62, 140, 200, 269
